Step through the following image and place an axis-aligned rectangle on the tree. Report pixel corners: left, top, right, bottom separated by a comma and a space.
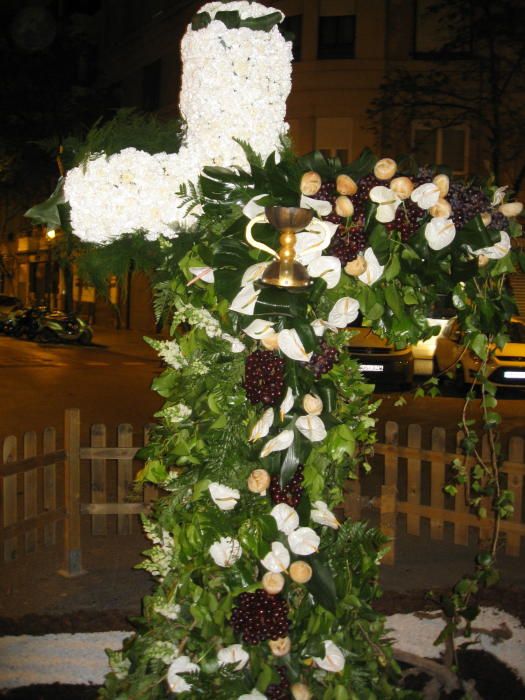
369, 0, 525, 192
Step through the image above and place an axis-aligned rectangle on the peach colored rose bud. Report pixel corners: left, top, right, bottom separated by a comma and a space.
390, 176, 414, 200
269, 637, 291, 657
336, 174, 357, 196
374, 158, 397, 180
481, 211, 492, 227
433, 174, 450, 197
261, 332, 279, 350
247, 469, 271, 494
334, 195, 354, 218
289, 560, 313, 583
478, 254, 490, 267
429, 198, 452, 219
344, 256, 367, 277
498, 201, 523, 217
300, 171, 322, 196
303, 393, 323, 416
291, 683, 312, 700
262, 571, 285, 595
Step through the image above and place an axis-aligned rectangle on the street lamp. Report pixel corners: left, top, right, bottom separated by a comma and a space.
45, 227, 56, 309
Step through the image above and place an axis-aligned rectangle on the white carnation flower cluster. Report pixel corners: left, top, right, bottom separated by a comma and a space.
156, 339, 187, 370
163, 403, 192, 425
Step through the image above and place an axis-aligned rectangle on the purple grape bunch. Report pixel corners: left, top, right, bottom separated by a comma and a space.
244, 350, 285, 406
230, 589, 291, 645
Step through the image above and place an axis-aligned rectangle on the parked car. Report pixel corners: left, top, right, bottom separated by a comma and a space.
0, 294, 23, 331
434, 316, 525, 388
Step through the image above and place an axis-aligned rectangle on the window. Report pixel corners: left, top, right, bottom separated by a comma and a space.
411, 123, 469, 175
414, 0, 471, 58
317, 15, 355, 60
279, 14, 302, 61
142, 59, 162, 112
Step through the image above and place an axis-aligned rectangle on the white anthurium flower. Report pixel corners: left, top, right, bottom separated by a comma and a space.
261, 541, 291, 572
243, 319, 275, 340
280, 387, 294, 420
288, 526, 320, 556
249, 408, 274, 442
277, 329, 313, 362
208, 482, 240, 511
327, 297, 359, 328
230, 283, 260, 315
242, 194, 267, 219
311, 319, 338, 337
188, 266, 215, 284
424, 217, 457, 251
472, 230, 511, 259
306, 217, 339, 243
295, 232, 328, 266
411, 182, 441, 210
222, 333, 246, 353
491, 185, 508, 206
313, 641, 346, 672
209, 537, 242, 567
271, 503, 300, 535
307, 256, 342, 289
167, 656, 199, 693
217, 644, 249, 671
260, 430, 294, 458
241, 263, 269, 287
239, 691, 267, 700
369, 185, 402, 223
358, 248, 384, 285
300, 194, 333, 217
296, 415, 327, 442
311, 501, 340, 529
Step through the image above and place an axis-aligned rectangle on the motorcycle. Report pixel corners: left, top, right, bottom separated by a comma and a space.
35, 310, 93, 345
3, 307, 45, 339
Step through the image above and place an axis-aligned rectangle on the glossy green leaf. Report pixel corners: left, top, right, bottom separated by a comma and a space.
291, 318, 317, 352
213, 238, 252, 269
316, 379, 337, 413
306, 555, 337, 613
254, 286, 309, 318
384, 285, 403, 318
368, 223, 390, 265
458, 215, 500, 250
280, 432, 311, 487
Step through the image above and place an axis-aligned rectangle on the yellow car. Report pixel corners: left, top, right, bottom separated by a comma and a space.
347, 325, 414, 389
434, 317, 525, 388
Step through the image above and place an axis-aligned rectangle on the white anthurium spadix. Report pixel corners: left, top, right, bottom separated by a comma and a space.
280, 387, 294, 420
277, 329, 313, 362
243, 319, 275, 340
424, 217, 457, 250
296, 414, 327, 442
311, 500, 340, 529
241, 262, 270, 287
472, 230, 511, 259
271, 503, 300, 535
307, 255, 342, 289
369, 185, 402, 223
261, 540, 290, 572
249, 408, 274, 442
208, 482, 240, 511
313, 641, 346, 672
167, 656, 200, 693
188, 266, 214, 284
222, 333, 246, 353
242, 194, 267, 219
260, 429, 294, 458
217, 644, 249, 671
288, 526, 320, 555
209, 537, 242, 567
327, 296, 359, 328
300, 194, 332, 217
358, 248, 384, 285
411, 182, 441, 210
230, 283, 260, 315
311, 318, 339, 337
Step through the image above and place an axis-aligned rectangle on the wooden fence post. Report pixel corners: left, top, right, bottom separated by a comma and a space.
43, 427, 57, 547
406, 424, 422, 535
59, 408, 86, 577
430, 427, 446, 540
90, 424, 107, 536
23, 431, 38, 553
380, 484, 397, 565
454, 431, 469, 546
2, 436, 18, 562
117, 424, 134, 534
384, 421, 399, 485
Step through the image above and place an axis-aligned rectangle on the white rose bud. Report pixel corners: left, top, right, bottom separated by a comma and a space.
247, 469, 271, 494
374, 158, 397, 180
481, 211, 492, 227
262, 571, 285, 595
498, 201, 523, 217
300, 171, 322, 196
429, 198, 452, 219
269, 637, 291, 657
303, 393, 323, 416
344, 256, 367, 277
433, 173, 450, 197
291, 683, 312, 700
334, 195, 354, 218
390, 176, 414, 200
336, 174, 357, 196
261, 332, 279, 351
289, 560, 313, 583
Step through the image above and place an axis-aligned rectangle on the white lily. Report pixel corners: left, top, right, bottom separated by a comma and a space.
243, 319, 275, 340
222, 333, 246, 353
239, 690, 267, 700
300, 194, 332, 217
288, 527, 320, 555
230, 283, 260, 315
242, 194, 267, 219
277, 329, 313, 362
311, 500, 340, 529
280, 387, 294, 420
271, 503, 300, 535
369, 185, 402, 223
260, 430, 294, 458
491, 185, 508, 206
217, 644, 249, 671
209, 482, 240, 511
188, 266, 214, 284
311, 319, 338, 337
411, 182, 441, 210
261, 541, 291, 572
307, 256, 342, 289
241, 263, 269, 287
167, 656, 199, 693
327, 296, 359, 328
424, 217, 457, 250
358, 248, 384, 285
313, 641, 346, 672
296, 415, 327, 442
472, 230, 511, 259
249, 408, 274, 442
209, 537, 242, 567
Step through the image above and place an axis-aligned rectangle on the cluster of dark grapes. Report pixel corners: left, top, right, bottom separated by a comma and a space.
244, 350, 285, 406
328, 225, 368, 265
385, 198, 427, 241
230, 590, 290, 644
269, 465, 304, 507
489, 211, 509, 232
266, 667, 292, 700
308, 341, 340, 378
448, 181, 490, 229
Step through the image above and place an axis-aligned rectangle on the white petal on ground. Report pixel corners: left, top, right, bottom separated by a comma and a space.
243, 319, 275, 340
230, 283, 260, 315
300, 194, 333, 217
249, 408, 274, 442
311, 500, 340, 529
260, 430, 294, 458
241, 263, 269, 287
188, 266, 215, 283
358, 248, 384, 285
424, 217, 457, 250
209, 537, 242, 567
313, 641, 345, 672
277, 329, 313, 362
411, 182, 441, 210
307, 256, 342, 289
208, 482, 240, 511
217, 644, 249, 671
260, 541, 291, 572
295, 415, 327, 442
327, 296, 359, 328
280, 387, 294, 420
288, 526, 320, 555
271, 503, 300, 535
